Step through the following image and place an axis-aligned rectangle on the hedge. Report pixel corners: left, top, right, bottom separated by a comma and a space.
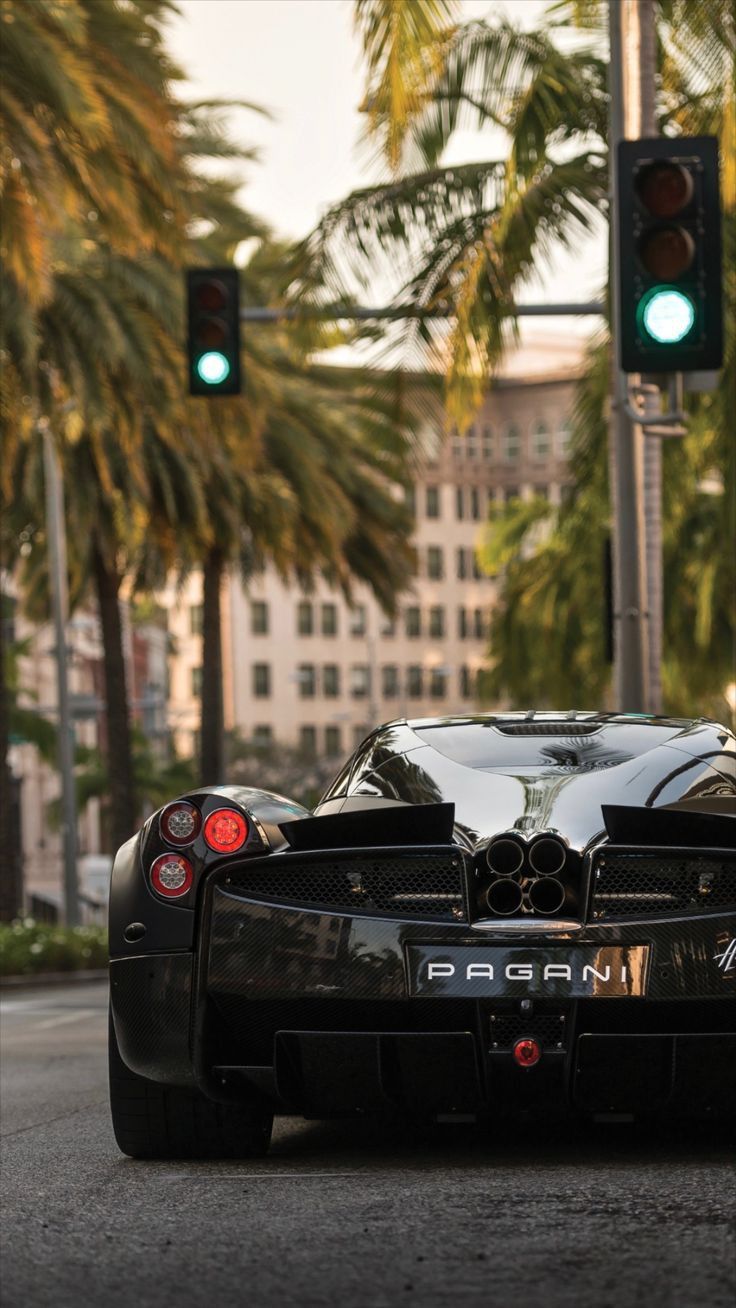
0, 919, 108, 977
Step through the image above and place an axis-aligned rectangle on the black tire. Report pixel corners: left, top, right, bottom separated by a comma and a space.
109, 1012, 273, 1160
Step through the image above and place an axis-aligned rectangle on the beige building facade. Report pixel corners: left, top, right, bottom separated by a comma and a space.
167, 365, 578, 762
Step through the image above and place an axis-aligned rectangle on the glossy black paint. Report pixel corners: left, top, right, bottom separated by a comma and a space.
109, 713, 736, 1121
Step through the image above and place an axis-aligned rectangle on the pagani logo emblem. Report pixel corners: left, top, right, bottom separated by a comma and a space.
713, 939, 736, 974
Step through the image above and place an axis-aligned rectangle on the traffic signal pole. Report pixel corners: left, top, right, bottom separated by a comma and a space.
608, 0, 651, 712
630, 0, 663, 714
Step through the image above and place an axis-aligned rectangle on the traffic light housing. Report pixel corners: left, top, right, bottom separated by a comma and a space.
186, 268, 241, 395
616, 136, 722, 373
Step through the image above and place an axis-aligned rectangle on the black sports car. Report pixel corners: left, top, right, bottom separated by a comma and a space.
109, 712, 736, 1158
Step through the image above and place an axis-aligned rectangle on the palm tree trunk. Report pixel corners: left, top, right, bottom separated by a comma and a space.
200, 546, 225, 783
0, 597, 23, 920
91, 542, 137, 854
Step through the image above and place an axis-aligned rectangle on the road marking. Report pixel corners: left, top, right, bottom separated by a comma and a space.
33, 1009, 100, 1031
160, 1172, 360, 1180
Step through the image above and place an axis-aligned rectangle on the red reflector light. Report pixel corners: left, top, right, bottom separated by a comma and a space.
160, 801, 201, 847
513, 1037, 542, 1068
203, 808, 248, 854
150, 853, 193, 898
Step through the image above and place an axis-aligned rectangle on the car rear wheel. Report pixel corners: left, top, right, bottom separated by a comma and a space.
109, 1013, 273, 1160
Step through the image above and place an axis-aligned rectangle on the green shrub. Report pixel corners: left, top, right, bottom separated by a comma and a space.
0, 919, 108, 977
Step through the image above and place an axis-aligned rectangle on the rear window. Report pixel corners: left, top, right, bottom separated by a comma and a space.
413, 721, 683, 770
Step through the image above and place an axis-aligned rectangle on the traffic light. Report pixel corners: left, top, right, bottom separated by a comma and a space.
616, 136, 722, 373
186, 268, 241, 395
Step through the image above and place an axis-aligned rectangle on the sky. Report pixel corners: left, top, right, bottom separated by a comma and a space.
167, 0, 607, 351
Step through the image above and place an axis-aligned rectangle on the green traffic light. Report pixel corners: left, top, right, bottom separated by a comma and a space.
638, 287, 695, 345
196, 351, 231, 385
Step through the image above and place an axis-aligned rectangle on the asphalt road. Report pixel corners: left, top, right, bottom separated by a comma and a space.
1, 981, 734, 1308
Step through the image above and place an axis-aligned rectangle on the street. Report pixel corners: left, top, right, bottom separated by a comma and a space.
1, 982, 734, 1308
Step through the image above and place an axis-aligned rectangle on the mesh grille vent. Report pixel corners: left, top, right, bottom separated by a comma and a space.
224, 851, 467, 922
591, 852, 735, 919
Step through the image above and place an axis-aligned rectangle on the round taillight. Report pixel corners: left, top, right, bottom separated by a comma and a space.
150, 853, 194, 899
513, 1037, 542, 1069
160, 801, 201, 847
203, 807, 248, 854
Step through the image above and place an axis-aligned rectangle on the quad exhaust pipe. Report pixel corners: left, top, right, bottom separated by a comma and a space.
486, 837, 525, 877
527, 877, 566, 915
486, 878, 524, 916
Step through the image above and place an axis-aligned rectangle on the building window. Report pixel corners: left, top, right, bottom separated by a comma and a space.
380, 614, 396, 637
325, 726, 342, 757
456, 547, 468, 580
532, 422, 550, 459
252, 724, 272, 745
406, 665, 423, 698
382, 665, 399, 699
504, 486, 519, 503
350, 664, 371, 698
482, 426, 493, 460
460, 665, 473, 698
429, 606, 445, 639
404, 485, 416, 516
405, 606, 421, 638
470, 487, 481, 521
472, 554, 483, 581
353, 724, 369, 748
473, 608, 485, 639
430, 667, 447, 699
297, 600, 313, 636
458, 607, 468, 639
534, 485, 549, 501
191, 665, 203, 698
251, 600, 268, 635
426, 546, 444, 580
298, 663, 316, 697
299, 725, 317, 757
190, 604, 203, 636
557, 420, 572, 457
253, 663, 271, 698
321, 603, 338, 636
426, 485, 440, 518
503, 424, 521, 462
466, 426, 478, 459
455, 487, 465, 520
349, 604, 367, 637
323, 664, 340, 698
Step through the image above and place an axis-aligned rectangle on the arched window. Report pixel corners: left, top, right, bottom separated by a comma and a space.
503, 423, 520, 462
557, 419, 572, 458
531, 421, 550, 459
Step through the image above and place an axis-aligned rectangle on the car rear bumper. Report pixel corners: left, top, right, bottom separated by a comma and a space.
109, 887, 736, 1118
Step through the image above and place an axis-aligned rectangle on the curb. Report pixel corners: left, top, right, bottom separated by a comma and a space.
0, 969, 108, 991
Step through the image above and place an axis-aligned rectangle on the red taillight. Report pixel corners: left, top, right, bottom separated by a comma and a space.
513, 1037, 542, 1068
150, 853, 194, 899
203, 807, 248, 854
160, 801, 201, 847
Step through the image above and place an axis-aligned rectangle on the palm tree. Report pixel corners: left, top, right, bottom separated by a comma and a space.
302, 2, 608, 420
309, 0, 734, 718
0, 0, 187, 307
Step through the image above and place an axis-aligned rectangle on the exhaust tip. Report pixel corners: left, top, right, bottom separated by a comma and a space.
486, 837, 525, 877
528, 836, 566, 877
528, 877, 566, 916
486, 878, 524, 916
